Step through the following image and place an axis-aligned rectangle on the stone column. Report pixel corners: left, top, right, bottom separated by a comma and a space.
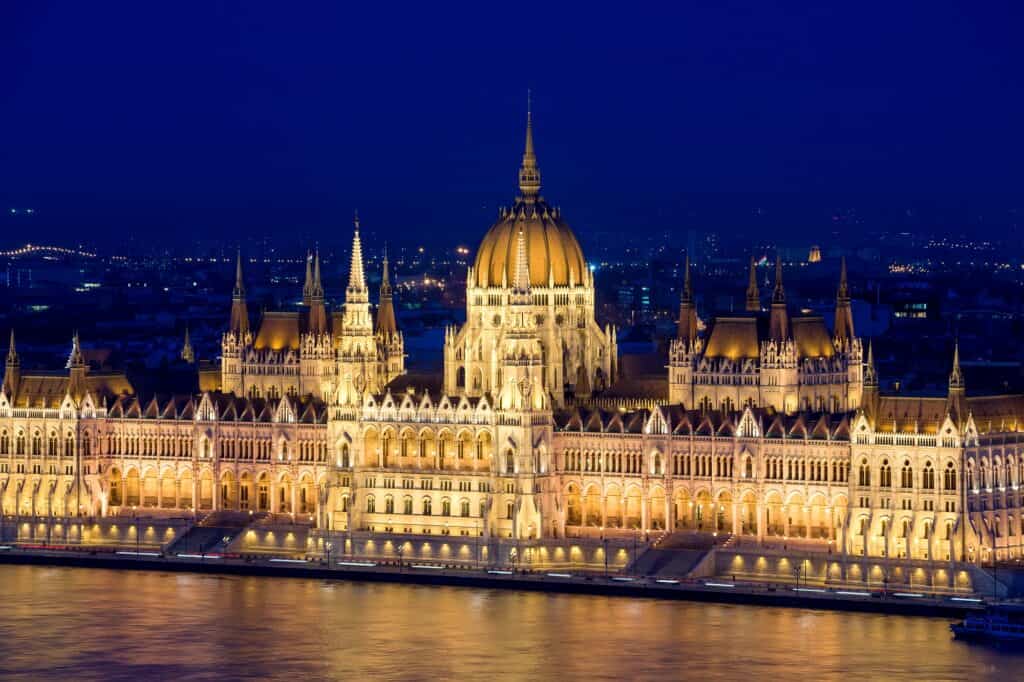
732, 501, 739, 535
756, 501, 764, 542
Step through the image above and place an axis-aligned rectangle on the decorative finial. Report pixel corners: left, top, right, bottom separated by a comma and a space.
518, 92, 541, 197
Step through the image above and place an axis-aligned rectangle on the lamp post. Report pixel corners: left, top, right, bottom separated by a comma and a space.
325, 541, 332, 568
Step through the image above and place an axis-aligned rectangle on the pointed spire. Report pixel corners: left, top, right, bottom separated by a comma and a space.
518, 91, 541, 197
229, 250, 249, 337
681, 255, 693, 304
677, 255, 697, 344
949, 339, 965, 391
347, 211, 367, 296
67, 331, 84, 369
381, 245, 391, 293
312, 249, 323, 298
6, 328, 16, 365
181, 325, 195, 364
512, 224, 532, 297
302, 250, 314, 304
2, 328, 18, 397
864, 339, 878, 387
376, 246, 398, 340
745, 257, 760, 312
834, 256, 855, 341
772, 256, 785, 304
233, 249, 245, 298
769, 256, 789, 341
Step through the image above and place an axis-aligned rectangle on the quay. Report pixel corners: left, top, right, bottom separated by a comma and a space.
0, 540, 989, 619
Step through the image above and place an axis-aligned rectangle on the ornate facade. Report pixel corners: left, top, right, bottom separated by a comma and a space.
2, 111, 1023, 566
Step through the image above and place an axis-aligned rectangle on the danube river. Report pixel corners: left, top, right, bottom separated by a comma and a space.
0, 565, 1020, 680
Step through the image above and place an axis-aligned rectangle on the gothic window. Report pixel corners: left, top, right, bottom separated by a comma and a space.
744, 457, 753, 479
461, 499, 470, 517
945, 463, 958, 491
48, 432, 58, 455
880, 460, 892, 488
384, 496, 394, 514
0, 430, 8, 454
858, 459, 870, 487
422, 497, 432, 516
900, 461, 913, 488
403, 497, 413, 515
506, 451, 515, 474
442, 498, 451, 516
366, 496, 376, 513
31, 432, 41, 456
923, 462, 935, 490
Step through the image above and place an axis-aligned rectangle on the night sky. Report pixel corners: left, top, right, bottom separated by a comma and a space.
1, 2, 1021, 251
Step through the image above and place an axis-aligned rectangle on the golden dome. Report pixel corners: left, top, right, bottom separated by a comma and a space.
472, 103, 587, 288
473, 201, 586, 288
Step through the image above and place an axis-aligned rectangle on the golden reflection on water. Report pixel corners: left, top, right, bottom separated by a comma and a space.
0, 565, 1020, 680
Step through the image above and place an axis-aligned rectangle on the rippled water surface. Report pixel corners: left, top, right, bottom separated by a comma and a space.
0, 565, 1022, 680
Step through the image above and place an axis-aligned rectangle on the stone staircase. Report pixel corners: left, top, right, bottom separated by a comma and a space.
164, 512, 251, 555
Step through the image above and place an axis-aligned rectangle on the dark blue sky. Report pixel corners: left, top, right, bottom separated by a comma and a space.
1, 1, 1021, 251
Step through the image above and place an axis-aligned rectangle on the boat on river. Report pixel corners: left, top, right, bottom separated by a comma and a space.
951, 604, 1024, 645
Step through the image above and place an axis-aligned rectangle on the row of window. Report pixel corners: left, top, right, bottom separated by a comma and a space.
0, 431, 80, 457
365, 495, 490, 518
856, 459, 956, 491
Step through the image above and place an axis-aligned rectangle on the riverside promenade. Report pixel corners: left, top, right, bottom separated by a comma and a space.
0, 541, 989, 619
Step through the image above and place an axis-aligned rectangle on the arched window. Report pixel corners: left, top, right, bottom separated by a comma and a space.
31, 431, 41, 456
744, 457, 753, 479
901, 460, 913, 488
16, 431, 25, 455
384, 496, 394, 514
858, 459, 870, 487
460, 499, 470, 517
403, 497, 413, 515
966, 465, 974, 491
422, 498, 432, 516
441, 498, 451, 516
64, 434, 74, 457
0, 430, 8, 454
366, 496, 376, 513
48, 432, 58, 455
653, 453, 662, 475
340, 443, 350, 468
945, 463, 958, 491
506, 500, 514, 519
923, 462, 935, 490
505, 451, 515, 474
880, 460, 892, 488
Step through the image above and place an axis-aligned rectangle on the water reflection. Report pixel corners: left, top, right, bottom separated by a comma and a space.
0, 565, 1019, 680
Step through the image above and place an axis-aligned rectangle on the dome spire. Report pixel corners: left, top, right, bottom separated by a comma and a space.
518, 90, 541, 197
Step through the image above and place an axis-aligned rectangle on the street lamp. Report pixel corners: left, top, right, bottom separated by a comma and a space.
325, 541, 333, 568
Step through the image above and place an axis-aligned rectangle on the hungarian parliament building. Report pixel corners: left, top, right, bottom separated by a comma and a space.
1, 113, 1021, 566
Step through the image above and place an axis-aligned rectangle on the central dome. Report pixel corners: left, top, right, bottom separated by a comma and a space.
472, 107, 587, 289
473, 199, 587, 288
